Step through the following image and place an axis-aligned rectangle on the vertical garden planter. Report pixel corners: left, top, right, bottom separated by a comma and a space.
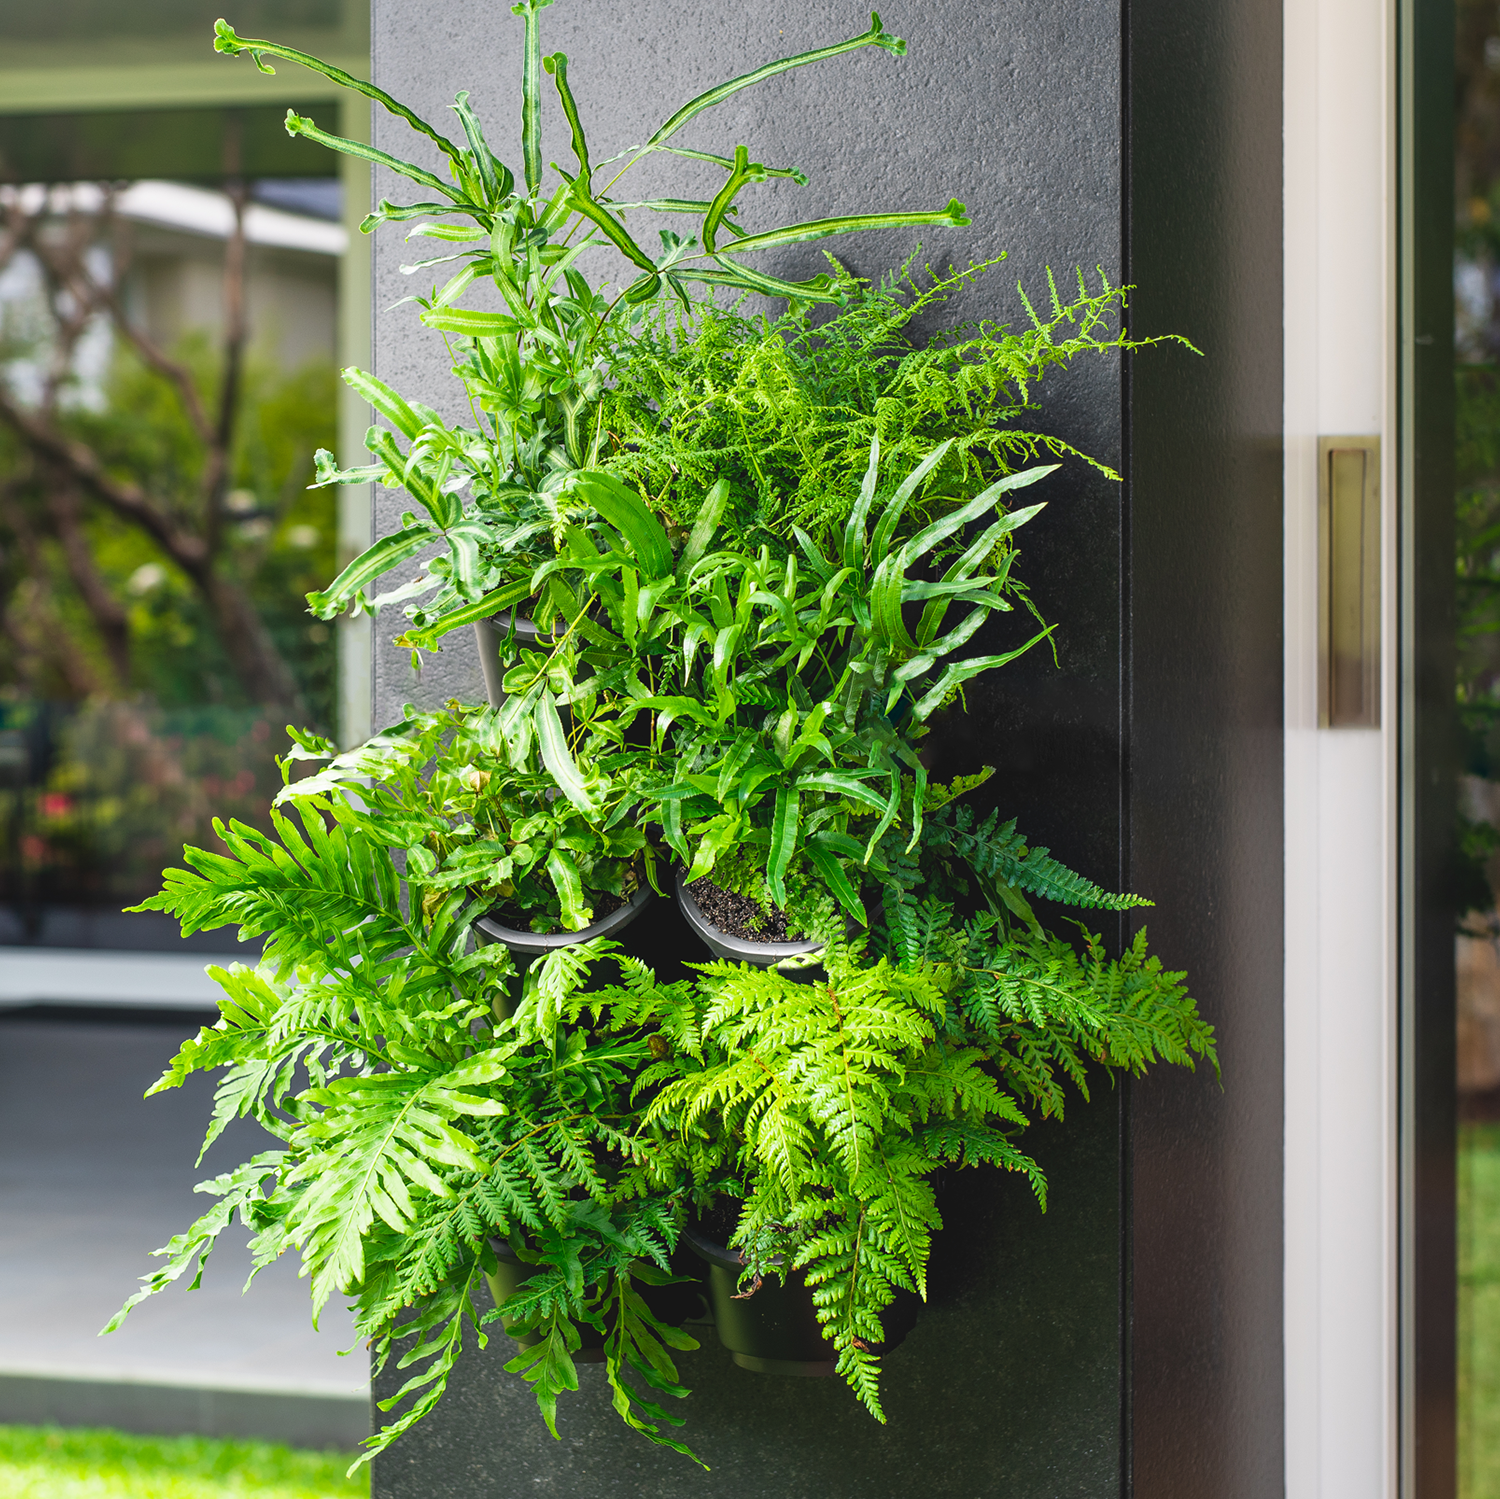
474, 880, 655, 964
472, 612, 552, 711
683, 1223, 920, 1376
674, 868, 824, 971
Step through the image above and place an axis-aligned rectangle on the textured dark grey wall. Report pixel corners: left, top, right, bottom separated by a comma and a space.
363, 0, 1288, 1493
1123, 1, 1285, 1494
366, 0, 1124, 732
366, 1, 1130, 1495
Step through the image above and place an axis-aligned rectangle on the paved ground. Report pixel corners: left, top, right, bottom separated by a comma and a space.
0, 1007, 365, 1398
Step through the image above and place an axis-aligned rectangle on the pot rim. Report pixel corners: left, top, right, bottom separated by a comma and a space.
681, 1225, 753, 1271
475, 608, 552, 643
475, 877, 654, 956
674, 868, 823, 965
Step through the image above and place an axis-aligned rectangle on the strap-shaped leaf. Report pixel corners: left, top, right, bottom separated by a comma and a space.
343, 366, 426, 441
649, 145, 808, 183
805, 835, 867, 925
214, 21, 466, 170
566, 188, 659, 274
546, 847, 591, 930
680, 479, 730, 572
396, 580, 533, 650
420, 307, 525, 339
644, 13, 906, 149
450, 91, 503, 204
362, 199, 471, 231
901, 468, 1055, 565
767, 785, 800, 907
716, 199, 969, 257
702, 145, 755, 255
513, 0, 555, 195
841, 436, 882, 568
572, 472, 674, 578
407, 222, 490, 242
307, 526, 438, 618
909, 632, 1054, 721
283, 112, 461, 204
543, 53, 591, 183
683, 261, 845, 305
536, 691, 598, 813
870, 440, 954, 560
796, 771, 892, 815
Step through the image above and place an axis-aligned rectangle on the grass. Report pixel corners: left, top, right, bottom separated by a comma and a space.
1462, 1122, 1500, 1498
0, 1426, 369, 1499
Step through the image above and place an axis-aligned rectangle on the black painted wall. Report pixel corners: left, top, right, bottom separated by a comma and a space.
363, 0, 1285, 1493
1122, 2, 1285, 1495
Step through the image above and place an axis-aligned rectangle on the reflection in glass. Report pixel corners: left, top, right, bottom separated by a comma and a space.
0, 175, 340, 946
1456, 5, 1500, 1490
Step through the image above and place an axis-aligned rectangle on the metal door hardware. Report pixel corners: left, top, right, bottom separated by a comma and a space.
1318, 435, 1381, 728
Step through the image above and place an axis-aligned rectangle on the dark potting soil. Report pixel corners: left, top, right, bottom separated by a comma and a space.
686, 878, 805, 942
490, 887, 625, 934
696, 1198, 743, 1246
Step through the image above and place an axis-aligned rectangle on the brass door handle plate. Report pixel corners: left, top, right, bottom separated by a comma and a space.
1318, 435, 1381, 728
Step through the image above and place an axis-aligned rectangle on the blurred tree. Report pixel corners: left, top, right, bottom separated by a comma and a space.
0, 179, 336, 725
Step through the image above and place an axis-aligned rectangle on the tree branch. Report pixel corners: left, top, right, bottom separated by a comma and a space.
0, 384, 209, 571
201, 161, 250, 540
47, 474, 130, 682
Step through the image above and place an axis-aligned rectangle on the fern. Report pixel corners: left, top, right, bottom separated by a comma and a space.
924, 803, 1152, 911
599, 258, 1184, 549
114, 714, 1214, 1465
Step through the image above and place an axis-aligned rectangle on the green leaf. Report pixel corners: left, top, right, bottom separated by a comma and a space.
796, 771, 891, 815
307, 525, 438, 618
908, 631, 1054, 721
362, 199, 470, 230
536, 691, 599, 813
543, 53, 591, 183
870, 440, 954, 561
702, 144, 754, 255
681, 262, 846, 305
547, 847, 591, 930
644, 13, 906, 149
214, 21, 468, 172
804, 836, 867, 925
342, 366, 426, 441
767, 785, 800, 907
513, 0, 555, 195
841, 435, 881, 568
283, 112, 462, 205
717, 200, 970, 257
572, 472, 674, 578
420, 307, 525, 339
450, 91, 506, 204
900, 467, 1056, 565
680, 478, 730, 572
566, 188, 660, 275
396, 580, 532, 649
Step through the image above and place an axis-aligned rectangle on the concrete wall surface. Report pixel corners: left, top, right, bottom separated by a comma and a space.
363, 0, 1288, 1493
365, 0, 1129, 1495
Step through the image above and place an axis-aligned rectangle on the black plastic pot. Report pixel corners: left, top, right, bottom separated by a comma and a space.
472, 610, 552, 710
485, 1237, 605, 1362
475, 879, 655, 966
683, 1224, 920, 1376
674, 868, 823, 972
485, 1237, 711, 1362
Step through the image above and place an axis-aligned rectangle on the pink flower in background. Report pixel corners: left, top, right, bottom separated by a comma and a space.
39, 794, 73, 818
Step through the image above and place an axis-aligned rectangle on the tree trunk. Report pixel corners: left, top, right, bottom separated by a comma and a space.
47, 477, 130, 685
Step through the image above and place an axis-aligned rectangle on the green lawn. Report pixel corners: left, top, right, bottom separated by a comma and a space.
0, 1426, 368, 1499
1462, 1123, 1500, 1498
